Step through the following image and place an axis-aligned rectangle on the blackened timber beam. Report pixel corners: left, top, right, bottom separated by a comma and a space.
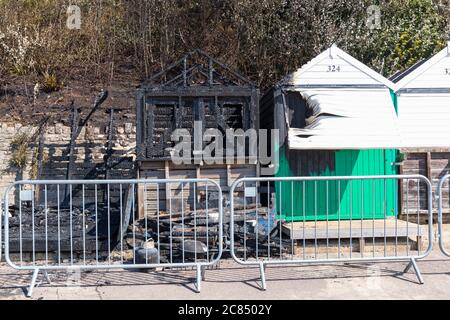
66, 101, 78, 182
144, 49, 254, 87
183, 57, 187, 87
175, 96, 182, 129
33, 117, 48, 203
146, 102, 155, 157
198, 98, 205, 133
64, 101, 78, 205
143, 87, 254, 97
195, 49, 254, 86
145, 53, 193, 85
242, 97, 248, 130
63, 91, 108, 205
79, 90, 108, 128
136, 89, 145, 159
105, 108, 115, 180
209, 58, 213, 86
102, 107, 115, 206
213, 98, 229, 132
66, 90, 109, 179
163, 64, 199, 87
35, 117, 49, 180
251, 88, 260, 130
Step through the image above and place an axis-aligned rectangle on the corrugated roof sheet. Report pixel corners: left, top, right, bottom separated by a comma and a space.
288, 89, 402, 150
389, 59, 427, 83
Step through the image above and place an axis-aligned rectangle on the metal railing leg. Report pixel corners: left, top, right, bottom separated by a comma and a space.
43, 271, 51, 285
259, 262, 267, 291
195, 265, 202, 293
201, 266, 206, 281
27, 268, 40, 298
403, 257, 424, 284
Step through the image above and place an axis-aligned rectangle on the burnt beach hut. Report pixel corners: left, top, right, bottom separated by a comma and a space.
135, 49, 259, 217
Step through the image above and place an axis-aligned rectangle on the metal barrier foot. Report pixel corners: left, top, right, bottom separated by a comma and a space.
259, 263, 267, 291
201, 266, 206, 281
195, 265, 202, 293
43, 271, 52, 285
403, 258, 424, 284
27, 269, 40, 298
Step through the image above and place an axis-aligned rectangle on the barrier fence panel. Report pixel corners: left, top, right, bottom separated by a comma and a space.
2, 179, 223, 297
229, 175, 433, 290
1, 194, 3, 262
438, 174, 450, 257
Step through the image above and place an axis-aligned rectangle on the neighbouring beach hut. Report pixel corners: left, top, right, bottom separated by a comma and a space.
391, 41, 450, 218
260, 44, 402, 221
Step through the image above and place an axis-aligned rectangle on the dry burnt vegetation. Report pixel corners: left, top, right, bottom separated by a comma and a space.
0, 0, 448, 125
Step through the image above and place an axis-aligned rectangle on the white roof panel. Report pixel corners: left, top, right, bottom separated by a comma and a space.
288, 89, 402, 150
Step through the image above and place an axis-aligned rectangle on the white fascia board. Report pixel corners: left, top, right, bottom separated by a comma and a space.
334, 46, 396, 90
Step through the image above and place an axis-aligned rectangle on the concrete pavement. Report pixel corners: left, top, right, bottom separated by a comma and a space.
1, 250, 450, 300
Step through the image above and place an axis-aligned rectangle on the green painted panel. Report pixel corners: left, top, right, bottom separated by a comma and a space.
275, 146, 398, 221
390, 89, 398, 114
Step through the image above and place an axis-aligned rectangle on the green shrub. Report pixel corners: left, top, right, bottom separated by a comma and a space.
9, 133, 30, 169
41, 71, 63, 93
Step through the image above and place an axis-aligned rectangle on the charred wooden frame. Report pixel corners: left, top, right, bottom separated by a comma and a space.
136, 49, 259, 162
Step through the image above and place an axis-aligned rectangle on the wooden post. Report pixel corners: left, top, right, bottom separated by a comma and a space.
416, 235, 422, 252
426, 152, 432, 181
426, 152, 432, 216
359, 238, 365, 253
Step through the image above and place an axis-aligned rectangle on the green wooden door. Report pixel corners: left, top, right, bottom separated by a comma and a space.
275, 146, 397, 221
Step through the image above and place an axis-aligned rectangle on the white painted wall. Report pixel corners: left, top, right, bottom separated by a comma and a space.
395, 42, 450, 148
283, 44, 394, 88
397, 93, 450, 148
394, 42, 450, 90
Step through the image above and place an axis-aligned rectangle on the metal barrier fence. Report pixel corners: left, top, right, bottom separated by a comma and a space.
2, 178, 223, 297
229, 175, 433, 290
438, 174, 450, 257
1, 192, 3, 262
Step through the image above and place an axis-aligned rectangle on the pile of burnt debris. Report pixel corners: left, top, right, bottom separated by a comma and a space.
3, 200, 289, 264
115, 199, 290, 264
228, 203, 290, 259
121, 208, 222, 264
5, 204, 114, 254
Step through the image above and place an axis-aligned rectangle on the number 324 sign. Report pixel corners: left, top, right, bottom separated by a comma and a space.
327, 65, 341, 72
